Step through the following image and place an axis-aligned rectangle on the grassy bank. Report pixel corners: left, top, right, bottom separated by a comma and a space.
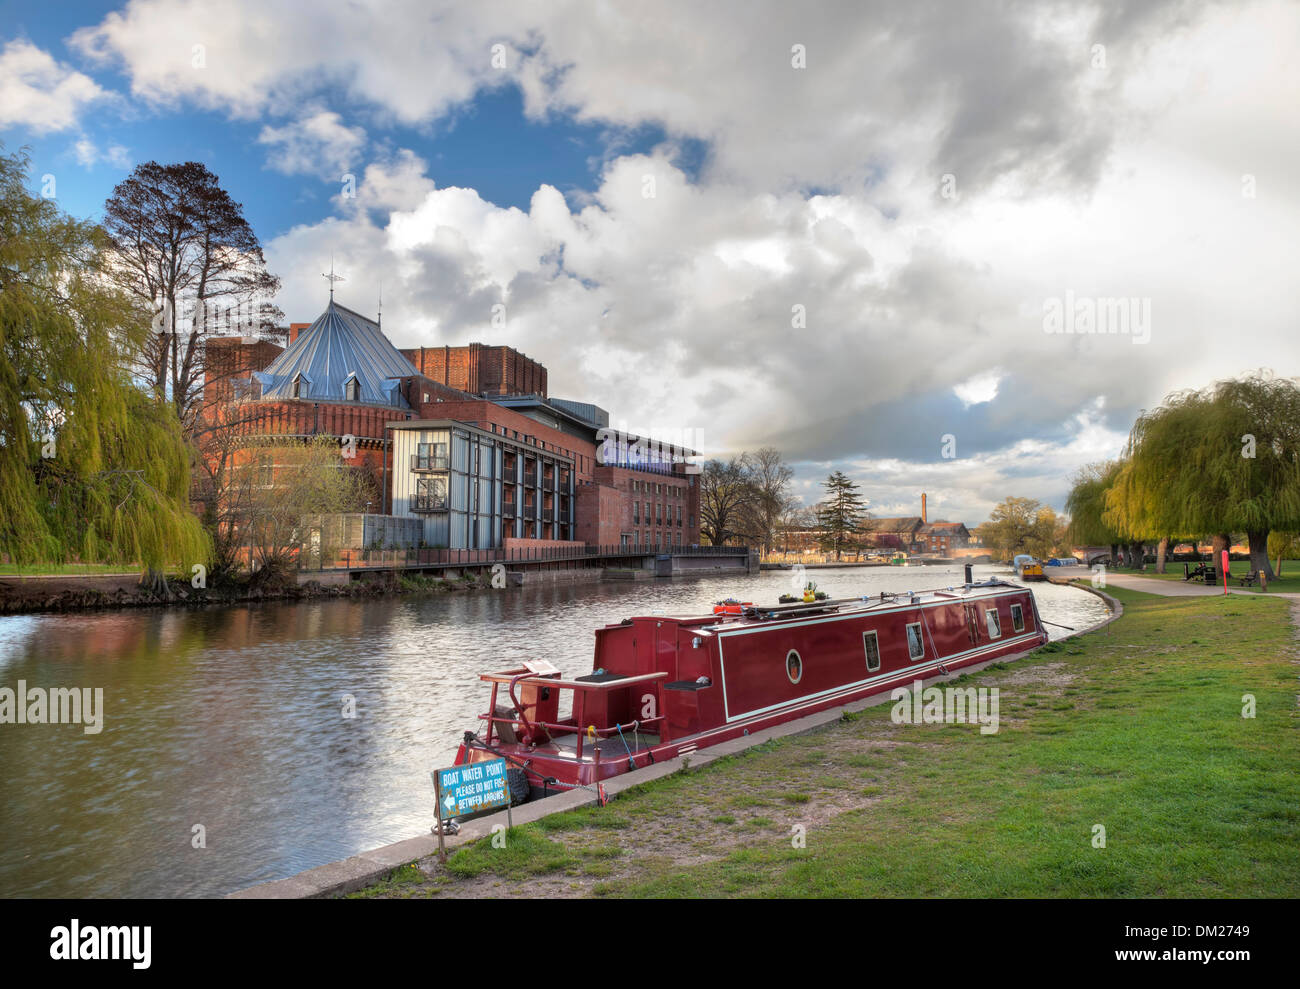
352, 586, 1299, 898
0, 562, 144, 576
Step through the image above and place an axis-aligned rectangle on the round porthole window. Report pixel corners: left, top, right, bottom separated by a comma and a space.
786, 649, 803, 684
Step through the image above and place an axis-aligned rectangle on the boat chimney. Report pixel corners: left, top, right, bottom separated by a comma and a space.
922, 492, 927, 523
964, 563, 973, 586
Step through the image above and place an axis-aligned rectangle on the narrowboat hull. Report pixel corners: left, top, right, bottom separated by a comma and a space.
455, 580, 1047, 797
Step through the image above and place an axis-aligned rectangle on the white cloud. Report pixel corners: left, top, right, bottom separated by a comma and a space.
257, 109, 366, 179
0, 40, 107, 134
954, 369, 1005, 408
72, 137, 132, 170
68, 0, 1296, 524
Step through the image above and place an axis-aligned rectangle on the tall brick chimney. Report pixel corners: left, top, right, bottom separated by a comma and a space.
921, 492, 927, 523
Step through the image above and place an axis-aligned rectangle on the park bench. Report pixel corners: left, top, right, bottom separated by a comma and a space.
1237, 570, 1261, 587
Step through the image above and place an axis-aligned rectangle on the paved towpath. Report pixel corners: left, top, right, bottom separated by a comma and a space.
1083, 572, 1300, 600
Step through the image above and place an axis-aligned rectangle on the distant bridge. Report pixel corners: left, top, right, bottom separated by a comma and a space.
1073, 547, 1113, 567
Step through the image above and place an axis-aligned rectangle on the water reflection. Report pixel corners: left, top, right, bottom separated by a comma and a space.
0, 565, 1106, 897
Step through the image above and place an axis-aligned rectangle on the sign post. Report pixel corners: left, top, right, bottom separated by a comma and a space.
432, 773, 446, 863
431, 758, 514, 861
1222, 549, 1230, 595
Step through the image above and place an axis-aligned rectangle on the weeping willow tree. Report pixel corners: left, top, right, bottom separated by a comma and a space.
1065, 460, 1129, 564
0, 146, 210, 572
1105, 374, 1300, 579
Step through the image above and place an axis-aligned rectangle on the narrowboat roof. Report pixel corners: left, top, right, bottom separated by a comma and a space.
611, 580, 1029, 630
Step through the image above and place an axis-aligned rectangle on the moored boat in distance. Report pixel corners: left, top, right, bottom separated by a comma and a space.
1013, 554, 1048, 581
453, 578, 1048, 797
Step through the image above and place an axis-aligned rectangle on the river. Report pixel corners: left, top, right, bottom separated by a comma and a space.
0, 564, 1106, 897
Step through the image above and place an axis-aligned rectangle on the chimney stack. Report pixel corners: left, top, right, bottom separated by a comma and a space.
921, 492, 927, 523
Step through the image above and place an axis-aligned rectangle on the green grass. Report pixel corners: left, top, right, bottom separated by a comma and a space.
360, 585, 1300, 898
0, 562, 143, 576
344, 863, 430, 899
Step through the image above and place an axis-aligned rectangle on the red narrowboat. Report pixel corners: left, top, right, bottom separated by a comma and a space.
453, 579, 1047, 800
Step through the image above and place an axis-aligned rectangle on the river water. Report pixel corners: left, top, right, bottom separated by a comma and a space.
0, 564, 1106, 898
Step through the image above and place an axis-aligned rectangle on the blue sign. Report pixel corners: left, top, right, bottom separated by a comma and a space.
433, 758, 511, 818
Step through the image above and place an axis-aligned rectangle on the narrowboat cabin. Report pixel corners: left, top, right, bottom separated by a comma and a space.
454, 578, 1048, 799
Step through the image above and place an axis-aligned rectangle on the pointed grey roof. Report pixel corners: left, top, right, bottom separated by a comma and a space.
254, 300, 417, 408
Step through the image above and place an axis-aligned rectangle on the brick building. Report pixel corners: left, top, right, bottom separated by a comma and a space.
401, 343, 548, 399
202, 296, 701, 551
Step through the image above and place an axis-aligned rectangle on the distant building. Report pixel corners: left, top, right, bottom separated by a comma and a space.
916, 521, 971, 555
871, 517, 924, 552
200, 296, 701, 552
871, 494, 970, 555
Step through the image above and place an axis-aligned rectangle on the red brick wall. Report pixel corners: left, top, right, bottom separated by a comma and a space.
575, 465, 701, 547
574, 482, 623, 545
401, 344, 548, 399
203, 337, 284, 406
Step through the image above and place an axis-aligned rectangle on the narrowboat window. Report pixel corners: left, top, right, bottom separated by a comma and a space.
986, 608, 1002, 639
1011, 604, 1025, 632
906, 622, 924, 661
785, 649, 803, 685
863, 630, 881, 672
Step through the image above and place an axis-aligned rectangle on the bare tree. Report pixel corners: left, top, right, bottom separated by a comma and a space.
746, 446, 795, 556
699, 456, 757, 546
212, 435, 370, 584
103, 161, 282, 432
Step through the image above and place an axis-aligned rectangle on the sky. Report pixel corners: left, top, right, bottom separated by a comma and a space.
2, 0, 1297, 526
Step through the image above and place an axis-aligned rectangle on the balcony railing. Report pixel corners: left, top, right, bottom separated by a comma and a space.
299, 543, 752, 572
410, 455, 449, 471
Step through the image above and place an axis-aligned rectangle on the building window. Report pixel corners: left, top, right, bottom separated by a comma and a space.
257, 453, 274, 488
415, 441, 448, 471
633, 502, 640, 524
414, 476, 448, 512
677, 505, 682, 525
986, 608, 1002, 639
291, 373, 305, 398
344, 375, 360, 401
906, 622, 925, 661
863, 630, 881, 672
1011, 604, 1025, 633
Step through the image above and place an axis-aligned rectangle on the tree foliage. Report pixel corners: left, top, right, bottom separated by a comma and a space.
816, 471, 871, 561
225, 436, 371, 581
0, 146, 209, 570
1104, 373, 1300, 576
979, 497, 1061, 562
1065, 461, 1127, 546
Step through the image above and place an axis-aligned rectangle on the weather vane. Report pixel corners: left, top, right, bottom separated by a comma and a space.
322, 256, 345, 300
